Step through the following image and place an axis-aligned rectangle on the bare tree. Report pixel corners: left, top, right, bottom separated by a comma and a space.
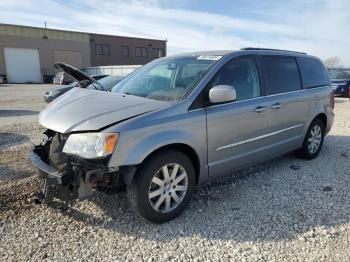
323, 57, 343, 68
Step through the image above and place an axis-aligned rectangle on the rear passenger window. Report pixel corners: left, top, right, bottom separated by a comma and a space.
261, 56, 301, 95
297, 57, 330, 88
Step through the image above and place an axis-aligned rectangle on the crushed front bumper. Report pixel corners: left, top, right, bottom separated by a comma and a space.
29, 147, 82, 203
29, 130, 128, 204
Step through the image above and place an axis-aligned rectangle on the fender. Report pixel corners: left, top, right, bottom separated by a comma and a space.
109, 129, 206, 185
109, 129, 205, 167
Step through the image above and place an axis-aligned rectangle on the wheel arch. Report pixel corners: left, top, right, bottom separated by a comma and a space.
124, 143, 201, 186
313, 113, 327, 130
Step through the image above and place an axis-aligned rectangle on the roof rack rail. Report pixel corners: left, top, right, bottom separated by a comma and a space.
241, 47, 307, 55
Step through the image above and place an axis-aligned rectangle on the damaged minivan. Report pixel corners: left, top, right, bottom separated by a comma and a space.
30, 48, 334, 223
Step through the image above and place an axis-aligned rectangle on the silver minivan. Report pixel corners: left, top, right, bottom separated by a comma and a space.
30, 48, 334, 223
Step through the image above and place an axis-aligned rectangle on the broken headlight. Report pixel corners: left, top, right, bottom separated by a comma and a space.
63, 133, 119, 159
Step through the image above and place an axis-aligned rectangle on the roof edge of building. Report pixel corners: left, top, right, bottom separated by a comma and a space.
0, 23, 167, 42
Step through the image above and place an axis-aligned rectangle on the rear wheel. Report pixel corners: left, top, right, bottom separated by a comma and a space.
296, 119, 325, 159
127, 150, 195, 223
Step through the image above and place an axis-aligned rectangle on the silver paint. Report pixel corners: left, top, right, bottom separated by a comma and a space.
38, 49, 335, 184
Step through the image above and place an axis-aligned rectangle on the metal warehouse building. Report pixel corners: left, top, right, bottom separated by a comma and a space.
0, 23, 166, 83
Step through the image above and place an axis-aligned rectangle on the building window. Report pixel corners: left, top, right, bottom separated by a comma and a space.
135, 47, 148, 57
121, 46, 129, 57
96, 44, 110, 56
152, 48, 165, 58
152, 48, 159, 58
159, 49, 165, 57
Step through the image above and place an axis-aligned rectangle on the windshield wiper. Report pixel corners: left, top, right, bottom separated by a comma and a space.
94, 82, 106, 91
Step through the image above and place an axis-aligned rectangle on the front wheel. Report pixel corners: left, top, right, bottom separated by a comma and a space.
127, 150, 195, 223
296, 119, 325, 159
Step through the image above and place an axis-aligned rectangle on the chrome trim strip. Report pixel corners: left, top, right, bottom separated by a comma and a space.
216, 124, 304, 151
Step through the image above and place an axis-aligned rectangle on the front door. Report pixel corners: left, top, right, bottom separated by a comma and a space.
205, 56, 271, 176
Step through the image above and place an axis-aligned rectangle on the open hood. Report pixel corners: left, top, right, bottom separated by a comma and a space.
54, 63, 104, 90
39, 88, 167, 133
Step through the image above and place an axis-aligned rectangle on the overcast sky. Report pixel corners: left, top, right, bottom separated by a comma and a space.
0, 0, 349, 66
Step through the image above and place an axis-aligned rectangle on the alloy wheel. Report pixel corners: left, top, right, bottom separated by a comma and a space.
148, 163, 188, 213
308, 125, 322, 154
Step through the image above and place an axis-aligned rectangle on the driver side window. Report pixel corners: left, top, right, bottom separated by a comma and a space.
208, 56, 261, 101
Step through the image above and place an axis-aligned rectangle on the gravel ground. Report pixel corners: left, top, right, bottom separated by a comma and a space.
1, 84, 350, 261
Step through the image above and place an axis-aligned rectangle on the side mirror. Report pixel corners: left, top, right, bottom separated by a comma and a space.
208, 85, 236, 104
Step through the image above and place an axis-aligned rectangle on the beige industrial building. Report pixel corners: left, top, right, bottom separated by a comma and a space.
0, 23, 166, 83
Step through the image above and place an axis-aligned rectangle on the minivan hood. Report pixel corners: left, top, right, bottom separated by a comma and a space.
39, 88, 167, 133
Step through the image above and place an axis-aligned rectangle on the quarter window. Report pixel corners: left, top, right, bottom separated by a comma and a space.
297, 57, 330, 88
208, 56, 260, 101
260, 56, 301, 94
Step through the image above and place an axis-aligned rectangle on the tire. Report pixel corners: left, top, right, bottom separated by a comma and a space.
296, 119, 325, 160
127, 150, 196, 223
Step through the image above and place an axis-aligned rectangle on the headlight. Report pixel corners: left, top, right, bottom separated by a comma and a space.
63, 133, 119, 159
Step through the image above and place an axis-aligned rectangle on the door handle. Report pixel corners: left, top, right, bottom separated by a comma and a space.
271, 103, 281, 109
254, 106, 267, 113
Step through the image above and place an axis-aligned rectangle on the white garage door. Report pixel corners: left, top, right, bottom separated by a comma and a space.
4, 47, 41, 83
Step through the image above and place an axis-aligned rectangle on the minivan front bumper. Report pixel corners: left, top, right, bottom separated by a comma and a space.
29, 138, 115, 203
29, 146, 82, 203
29, 130, 135, 204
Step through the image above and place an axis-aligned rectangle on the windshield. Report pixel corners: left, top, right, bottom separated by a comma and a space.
328, 69, 350, 80
87, 75, 123, 90
111, 55, 221, 101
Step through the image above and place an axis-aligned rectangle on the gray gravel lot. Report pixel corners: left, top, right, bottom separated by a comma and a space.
0, 84, 350, 261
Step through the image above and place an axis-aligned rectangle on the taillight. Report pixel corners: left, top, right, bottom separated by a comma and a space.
330, 91, 335, 109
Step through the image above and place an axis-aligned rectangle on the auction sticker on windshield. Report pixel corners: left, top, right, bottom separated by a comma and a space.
197, 55, 222, 61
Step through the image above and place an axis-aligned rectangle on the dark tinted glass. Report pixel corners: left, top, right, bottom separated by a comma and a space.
122, 46, 129, 57
208, 56, 260, 101
141, 47, 148, 57
153, 48, 159, 58
135, 47, 142, 57
103, 45, 110, 56
95, 44, 103, 55
136, 47, 147, 57
96, 44, 109, 56
298, 57, 330, 88
261, 56, 301, 94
